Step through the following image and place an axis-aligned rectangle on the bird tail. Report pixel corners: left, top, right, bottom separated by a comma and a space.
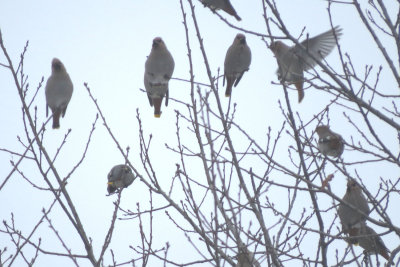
295, 81, 304, 103
233, 13, 241, 21
377, 243, 391, 262
223, 4, 241, 21
153, 98, 162, 118
52, 110, 61, 129
380, 250, 390, 261
225, 77, 235, 97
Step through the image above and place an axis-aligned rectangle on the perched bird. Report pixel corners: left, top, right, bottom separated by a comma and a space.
338, 179, 370, 233
144, 37, 175, 118
346, 222, 391, 262
201, 0, 241, 21
236, 250, 261, 267
315, 125, 344, 158
357, 223, 391, 262
107, 164, 135, 194
224, 34, 251, 97
270, 26, 342, 102
45, 58, 73, 129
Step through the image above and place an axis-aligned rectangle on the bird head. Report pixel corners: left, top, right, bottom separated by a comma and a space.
235, 33, 246, 45
315, 125, 330, 136
346, 179, 362, 194
51, 58, 65, 73
152, 37, 164, 49
269, 41, 285, 55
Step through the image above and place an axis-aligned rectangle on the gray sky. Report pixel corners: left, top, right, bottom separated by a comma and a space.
0, 0, 399, 266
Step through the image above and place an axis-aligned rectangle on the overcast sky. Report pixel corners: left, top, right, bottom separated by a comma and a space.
0, 0, 399, 266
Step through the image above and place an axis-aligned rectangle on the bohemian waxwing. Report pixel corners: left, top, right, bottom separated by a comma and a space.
357, 223, 391, 262
338, 179, 370, 232
224, 33, 251, 97
270, 26, 342, 102
107, 164, 135, 194
347, 222, 391, 263
315, 125, 344, 158
144, 37, 175, 118
45, 58, 73, 129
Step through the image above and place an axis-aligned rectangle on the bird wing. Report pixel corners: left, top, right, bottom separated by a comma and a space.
233, 72, 244, 87
294, 26, 342, 70
147, 93, 153, 106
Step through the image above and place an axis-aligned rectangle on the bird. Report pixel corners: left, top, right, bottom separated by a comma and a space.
338, 179, 370, 233
224, 33, 251, 97
357, 223, 391, 262
201, 0, 241, 21
107, 164, 136, 194
45, 58, 73, 129
270, 26, 342, 102
235, 250, 261, 267
315, 125, 344, 158
144, 37, 175, 118
347, 222, 391, 263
